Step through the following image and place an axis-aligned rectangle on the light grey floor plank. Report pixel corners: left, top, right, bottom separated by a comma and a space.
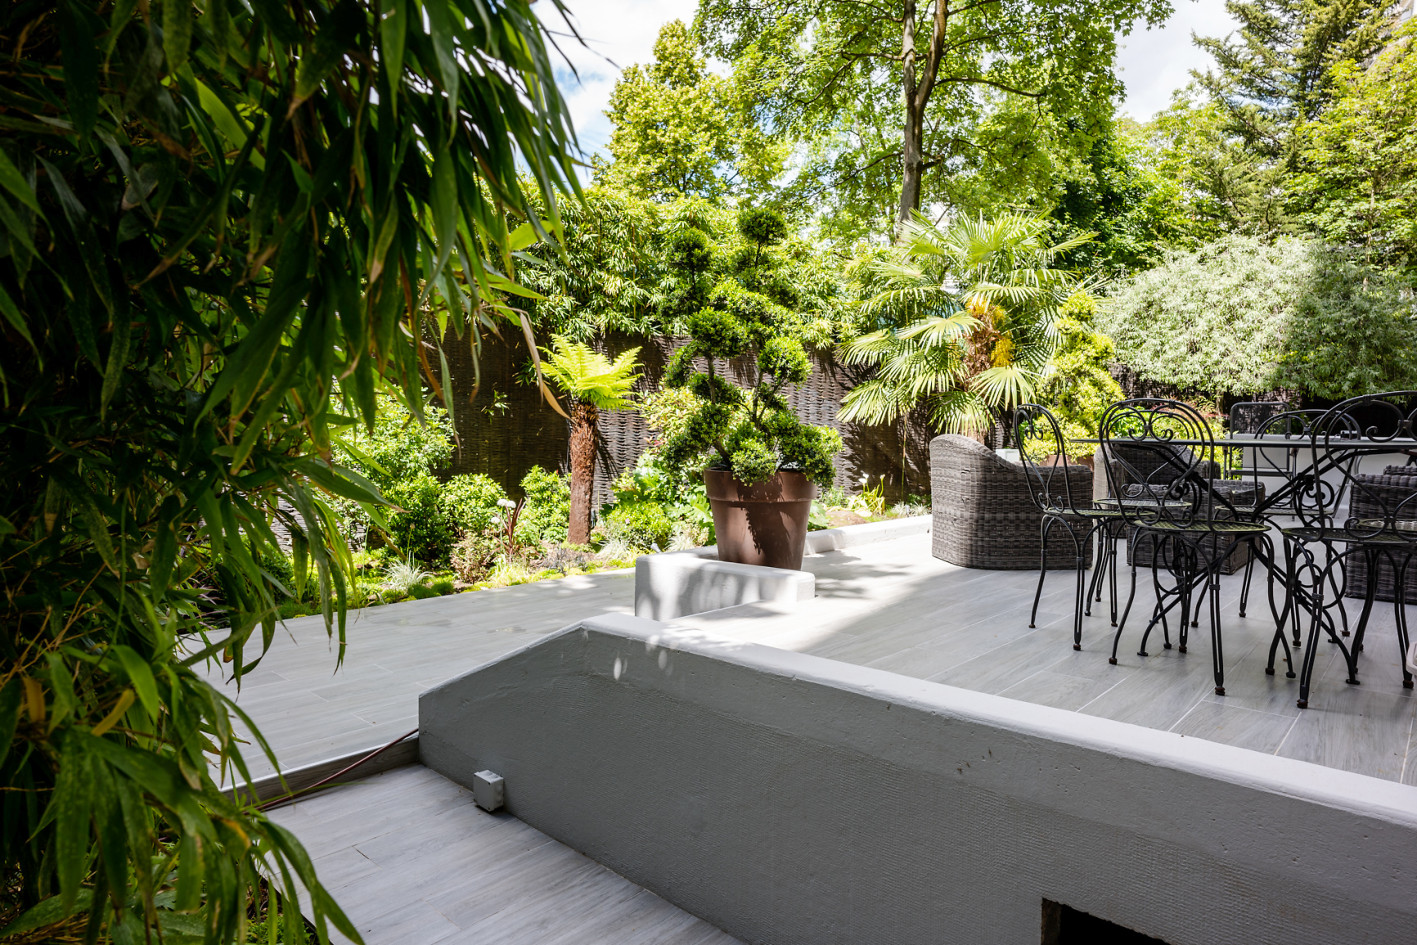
1276, 682, 1415, 780
270, 766, 740, 945
222, 531, 1417, 789
1169, 700, 1298, 753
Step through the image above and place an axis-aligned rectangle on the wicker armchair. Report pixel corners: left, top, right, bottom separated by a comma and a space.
1344, 469, 1417, 604
930, 434, 1093, 570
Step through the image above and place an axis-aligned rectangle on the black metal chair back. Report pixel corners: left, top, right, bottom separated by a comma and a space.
1228, 401, 1289, 435
1014, 404, 1092, 517
1243, 410, 1344, 520
1099, 398, 1228, 531
1308, 393, 1417, 542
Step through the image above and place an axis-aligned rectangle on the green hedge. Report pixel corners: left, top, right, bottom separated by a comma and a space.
1100, 235, 1417, 398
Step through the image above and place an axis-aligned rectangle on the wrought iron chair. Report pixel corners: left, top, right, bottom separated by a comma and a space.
1014, 405, 1122, 649
1233, 410, 1334, 645
1099, 399, 1279, 695
1277, 393, 1417, 708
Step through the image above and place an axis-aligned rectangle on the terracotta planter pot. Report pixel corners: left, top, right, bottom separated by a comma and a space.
704, 469, 816, 571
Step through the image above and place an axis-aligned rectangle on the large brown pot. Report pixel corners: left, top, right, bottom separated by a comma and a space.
704, 469, 816, 571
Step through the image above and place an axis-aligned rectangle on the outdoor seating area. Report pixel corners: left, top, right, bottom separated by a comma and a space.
1003, 394, 1417, 713
223, 520, 1416, 943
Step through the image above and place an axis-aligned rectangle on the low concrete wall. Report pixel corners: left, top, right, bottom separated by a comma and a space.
635, 554, 815, 620
803, 514, 930, 554
633, 517, 931, 620
419, 614, 1417, 945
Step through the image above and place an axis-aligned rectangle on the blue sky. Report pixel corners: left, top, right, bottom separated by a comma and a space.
540, 0, 1237, 162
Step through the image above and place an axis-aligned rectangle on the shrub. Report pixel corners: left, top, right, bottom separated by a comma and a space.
1034, 291, 1124, 457
601, 500, 676, 550
338, 395, 455, 485
516, 466, 571, 545
451, 531, 502, 583
1101, 235, 1417, 399
380, 476, 456, 566
442, 474, 509, 536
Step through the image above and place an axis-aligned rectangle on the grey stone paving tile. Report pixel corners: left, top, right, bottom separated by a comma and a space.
1168, 700, 1298, 754
996, 669, 1125, 712
1276, 676, 1415, 780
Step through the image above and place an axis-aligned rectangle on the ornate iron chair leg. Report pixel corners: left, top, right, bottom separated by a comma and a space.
1394, 555, 1413, 690
1030, 517, 1049, 630
1109, 547, 1140, 666
1209, 567, 1226, 696
1297, 572, 1327, 709
1239, 540, 1257, 618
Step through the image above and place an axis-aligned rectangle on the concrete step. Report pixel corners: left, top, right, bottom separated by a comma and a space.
268, 764, 741, 945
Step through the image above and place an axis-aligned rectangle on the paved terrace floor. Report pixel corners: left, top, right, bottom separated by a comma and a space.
211, 528, 1417, 785
229, 525, 1417, 943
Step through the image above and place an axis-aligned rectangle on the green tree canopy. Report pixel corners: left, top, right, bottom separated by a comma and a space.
1287, 22, 1417, 272
1194, 0, 1393, 162
696, 0, 1169, 233
1099, 234, 1417, 399
1142, 88, 1285, 239
517, 186, 663, 339
1156, 0, 1397, 237
0, 0, 576, 939
600, 20, 787, 202
1049, 119, 1196, 277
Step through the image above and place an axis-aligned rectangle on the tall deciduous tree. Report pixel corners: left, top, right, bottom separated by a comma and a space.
601, 20, 786, 202
696, 0, 1169, 232
0, 0, 576, 940
1194, 0, 1394, 163
1143, 88, 1285, 238
1288, 22, 1417, 272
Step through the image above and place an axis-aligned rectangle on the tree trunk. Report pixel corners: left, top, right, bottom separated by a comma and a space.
896, 0, 949, 233
897, 0, 922, 233
567, 401, 599, 545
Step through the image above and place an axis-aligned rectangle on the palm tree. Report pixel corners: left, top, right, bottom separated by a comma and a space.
540, 336, 642, 544
839, 212, 1091, 447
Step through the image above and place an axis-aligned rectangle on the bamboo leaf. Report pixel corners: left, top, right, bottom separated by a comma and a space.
112, 646, 161, 720
162, 0, 193, 73
90, 689, 135, 737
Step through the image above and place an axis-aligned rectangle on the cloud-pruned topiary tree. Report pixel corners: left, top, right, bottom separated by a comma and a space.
659, 208, 841, 486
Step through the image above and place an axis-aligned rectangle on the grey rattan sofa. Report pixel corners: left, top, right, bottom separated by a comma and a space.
930, 434, 1093, 570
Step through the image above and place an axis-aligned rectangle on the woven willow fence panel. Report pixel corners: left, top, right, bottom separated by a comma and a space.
437, 330, 935, 508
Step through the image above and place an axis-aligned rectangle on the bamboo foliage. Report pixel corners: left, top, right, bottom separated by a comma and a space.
0, 0, 577, 941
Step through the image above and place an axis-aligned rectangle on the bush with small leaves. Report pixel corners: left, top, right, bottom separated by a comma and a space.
516, 466, 572, 546
601, 500, 676, 550
442, 474, 510, 537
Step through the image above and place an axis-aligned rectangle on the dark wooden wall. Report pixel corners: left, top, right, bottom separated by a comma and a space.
436, 329, 936, 506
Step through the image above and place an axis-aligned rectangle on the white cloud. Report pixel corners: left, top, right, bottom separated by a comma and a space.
1116, 0, 1235, 121
540, 0, 699, 161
